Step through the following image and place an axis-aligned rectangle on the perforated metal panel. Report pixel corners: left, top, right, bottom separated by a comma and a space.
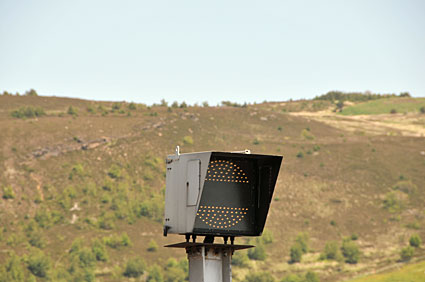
192, 152, 281, 236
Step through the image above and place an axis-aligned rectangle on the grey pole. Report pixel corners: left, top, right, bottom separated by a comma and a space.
165, 242, 253, 282
187, 245, 232, 282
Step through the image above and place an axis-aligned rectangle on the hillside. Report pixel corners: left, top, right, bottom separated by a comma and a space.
1, 94, 425, 282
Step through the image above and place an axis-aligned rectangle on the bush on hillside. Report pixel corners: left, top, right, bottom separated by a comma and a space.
420, 106, 425, 114
112, 103, 121, 110
103, 233, 132, 249
383, 191, 405, 213
27, 249, 51, 278
393, 180, 417, 195
245, 271, 275, 282
67, 106, 78, 116
260, 229, 274, 245
2, 186, 15, 199
91, 239, 108, 262
108, 164, 122, 179
123, 257, 146, 278
295, 233, 309, 254
248, 243, 267, 260
314, 91, 400, 102
0, 253, 25, 281
232, 250, 250, 267
301, 129, 315, 140
289, 244, 302, 263
147, 239, 158, 252
409, 234, 422, 248
11, 106, 45, 119
400, 246, 414, 261
69, 164, 85, 180
320, 241, 342, 261
25, 89, 38, 96
341, 240, 360, 264
147, 264, 164, 282
163, 258, 187, 282
183, 136, 193, 145
28, 230, 46, 249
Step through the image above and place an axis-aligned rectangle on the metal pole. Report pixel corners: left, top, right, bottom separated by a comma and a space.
165, 242, 252, 282
187, 245, 232, 282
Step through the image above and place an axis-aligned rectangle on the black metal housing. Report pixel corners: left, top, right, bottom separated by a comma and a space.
192, 152, 282, 236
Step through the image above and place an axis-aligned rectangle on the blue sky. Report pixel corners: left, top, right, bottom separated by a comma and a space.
1, 0, 424, 105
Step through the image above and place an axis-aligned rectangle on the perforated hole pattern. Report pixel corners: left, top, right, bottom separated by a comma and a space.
197, 206, 248, 229
205, 160, 249, 183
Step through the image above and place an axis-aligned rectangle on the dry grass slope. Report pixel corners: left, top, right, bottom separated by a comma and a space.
0, 95, 424, 281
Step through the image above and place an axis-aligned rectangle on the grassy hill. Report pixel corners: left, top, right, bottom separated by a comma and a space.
0, 94, 424, 281
349, 259, 425, 282
340, 97, 425, 115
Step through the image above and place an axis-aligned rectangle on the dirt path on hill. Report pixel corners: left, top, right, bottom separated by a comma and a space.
290, 111, 425, 137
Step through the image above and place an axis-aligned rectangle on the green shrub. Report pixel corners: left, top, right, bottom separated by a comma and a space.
383, 191, 405, 213
27, 249, 51, 278
232, 250, 250, 267
321, 241, 342, 261
420, 106, 425, 114
163, 258, 188, 282
147, 239, 159, 252
147, 264, 164, 282
246, 271, 275, 282
393, 180, 417, 194
304, 271, 320, 282
92, 239, 108, 262
390, 108, 397, 114
280, 274, 302, 282
123, 257, 145, 278
409, 234, 422, 248
282, 272, 320, 282
2, 186, 15, 199
112, 103, 121, 110
289, 244, 302, 263
183, 136, 194, 145
296, 151, 304, 158
1, 253, 25, 281
248, 243, 267, 260
69, 164, 85, 180
98, 212, 115, 230
11, 106, 45, 119
400, 246, 414, 261
260, 229, 273, 245
64, 186, 77, 199
108, 164, 122, 179
128, 102, 137, 110
34, 208, 53, 229
136, 194, 164, 222
76, 247, 96, 268
295, 233, 309, 254
103, 233, 132, 249
341, 240, 360, 264
86, 106, 96, 113
253, 138, 260, 145
28, 231, 46, 249
69, 238, 84, 254
301, 129, 315, 140
67, 106, 78, 116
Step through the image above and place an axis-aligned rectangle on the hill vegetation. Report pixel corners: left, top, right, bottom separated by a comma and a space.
0, 91, 424, 281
